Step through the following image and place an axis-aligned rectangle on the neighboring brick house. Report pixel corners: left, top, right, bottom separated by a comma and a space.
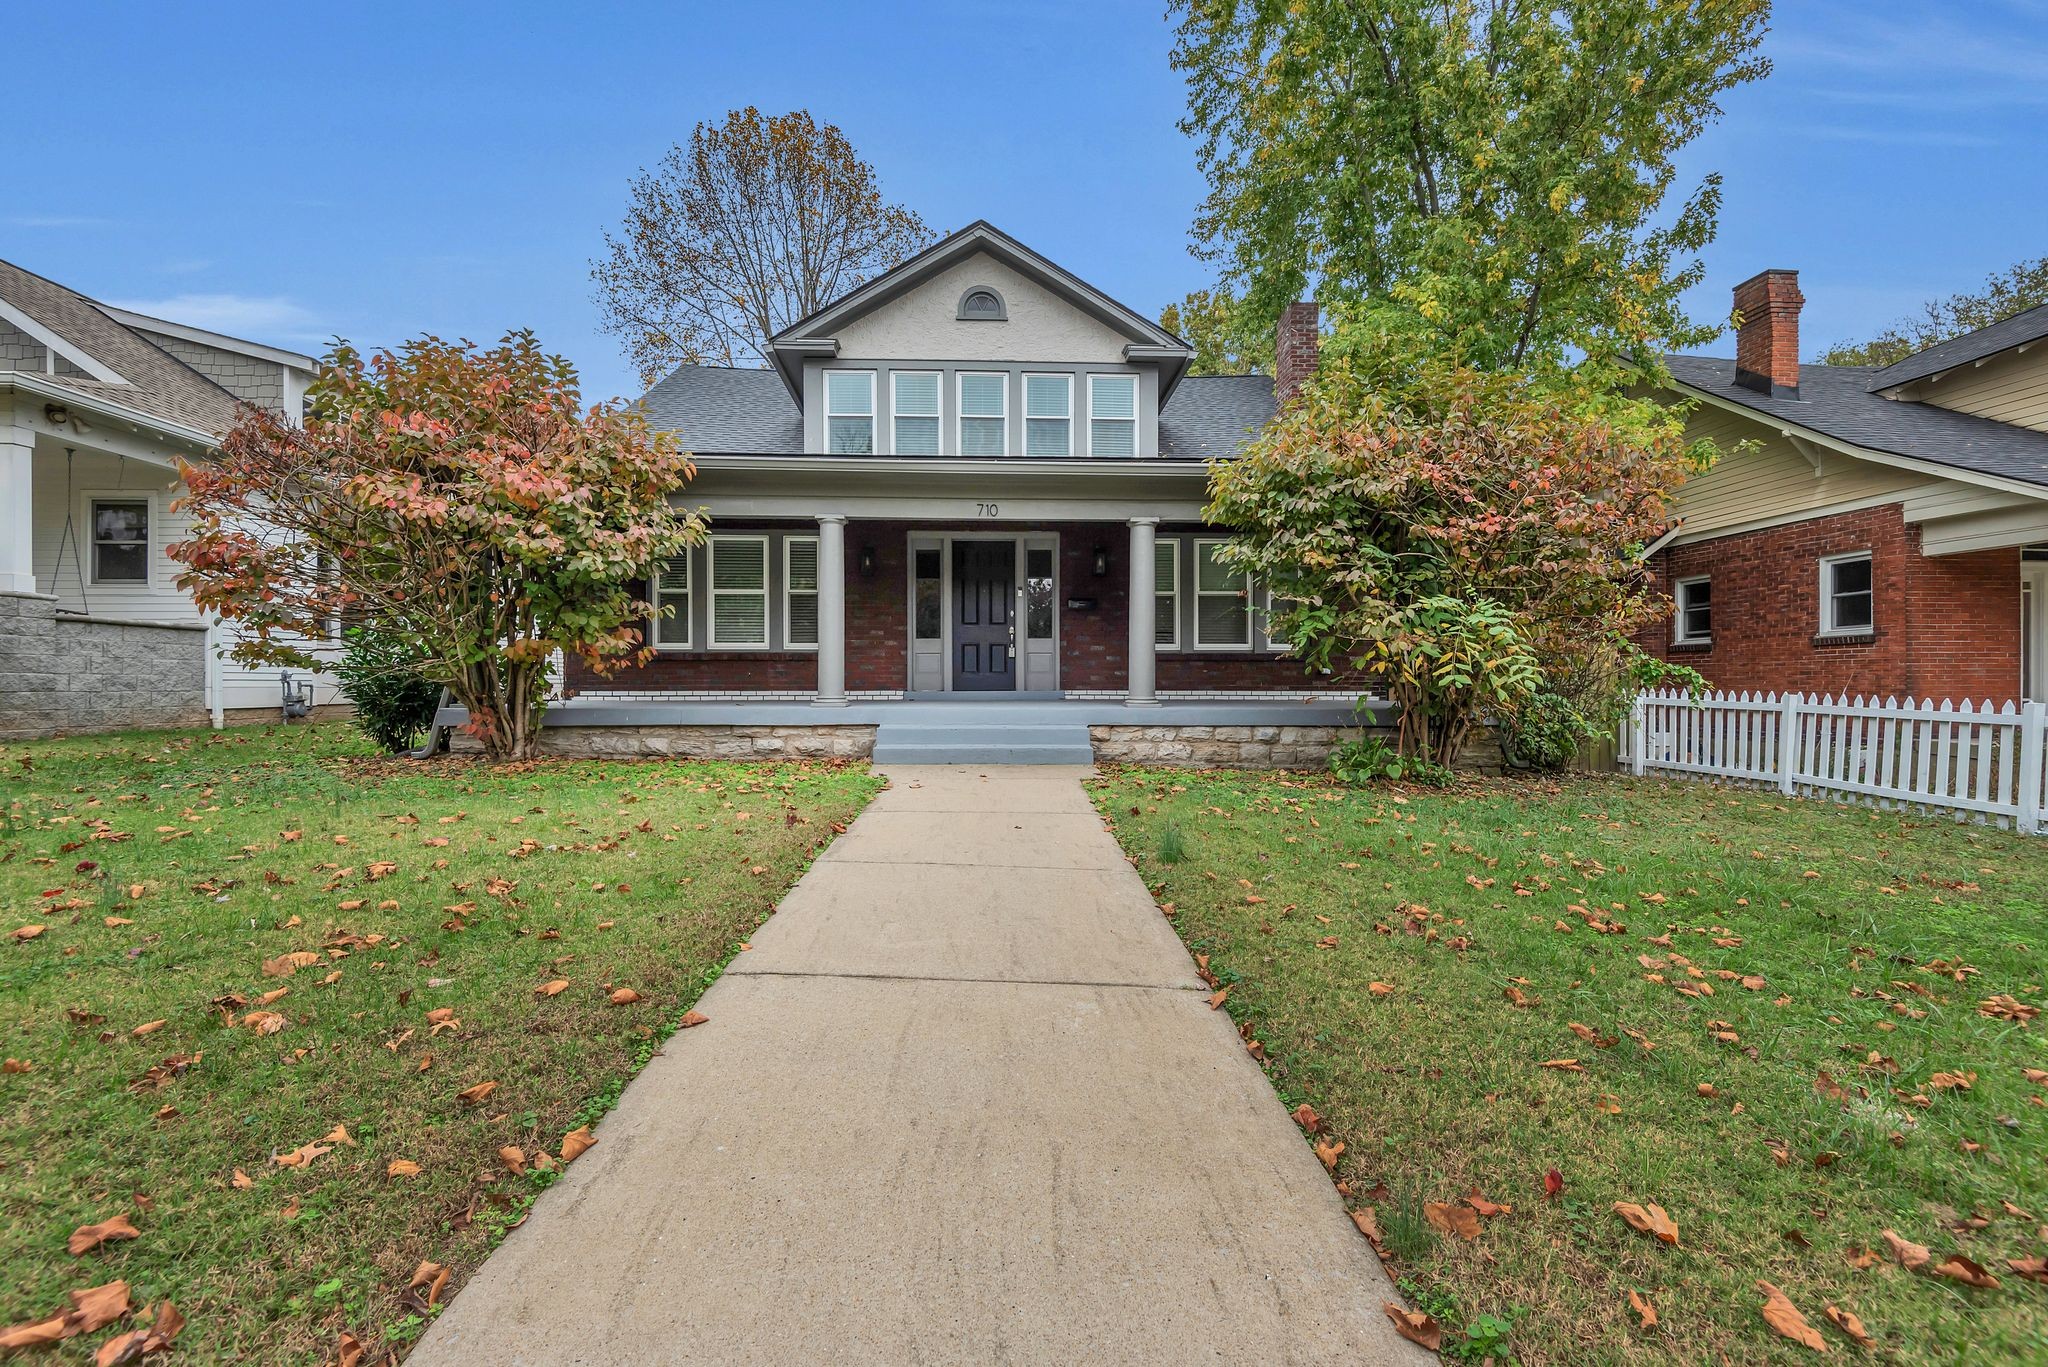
1638, 270, 2048, 704
0, 257, 335, 736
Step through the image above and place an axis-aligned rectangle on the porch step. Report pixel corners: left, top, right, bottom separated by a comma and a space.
870, 719, 1095, 766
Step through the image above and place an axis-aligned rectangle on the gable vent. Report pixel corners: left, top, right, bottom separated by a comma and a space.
957, 287, 1007, 322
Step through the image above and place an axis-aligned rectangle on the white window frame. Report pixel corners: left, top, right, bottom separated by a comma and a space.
708, 534, 772, 650
1192, 537, 1254, 650
1259, 586, 1295, 654
890, 371, 940, 457
1818, 551, 1874, 636
957, 371, 1008, 457
784, 534, 820, 652
825, 370, 876, 455
1673, 575, 1712, 644
1153, 536, 1180, 651
1087, 373, 1139, 458
650, 551, 692, 651
1022, 373, 1073, 457
83, 491, 155, 588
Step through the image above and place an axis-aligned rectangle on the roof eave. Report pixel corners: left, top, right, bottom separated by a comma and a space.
1, 370, 221, 454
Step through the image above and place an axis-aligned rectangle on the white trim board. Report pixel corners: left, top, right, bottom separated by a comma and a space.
0, 298, 127, 383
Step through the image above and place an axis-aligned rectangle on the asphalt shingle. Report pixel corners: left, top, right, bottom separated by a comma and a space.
1867, 302, 2048, 392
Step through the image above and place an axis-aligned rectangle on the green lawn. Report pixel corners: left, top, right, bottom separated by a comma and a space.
1091, 768, 2048, 1364
0, 724, 880, 1363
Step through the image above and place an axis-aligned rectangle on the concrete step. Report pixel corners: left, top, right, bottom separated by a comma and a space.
871, 741, 1097, 766
871, 719, 1095, 766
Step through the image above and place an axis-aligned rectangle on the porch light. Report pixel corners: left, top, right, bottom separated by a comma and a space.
1092, 545, 1110, 577
858, 545, 876, 577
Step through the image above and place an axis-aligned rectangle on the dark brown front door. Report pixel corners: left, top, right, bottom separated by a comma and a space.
952, 541, 1014, 691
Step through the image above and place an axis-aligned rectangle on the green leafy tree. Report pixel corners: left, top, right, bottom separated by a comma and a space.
1171, 0, 1771, 377
1819, 256, 2048, 367
1207, 354, 1690, 766
1159, 288, 1272, 376
171, 333, 706, 762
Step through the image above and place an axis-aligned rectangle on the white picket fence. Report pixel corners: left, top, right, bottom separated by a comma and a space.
1619, 689, 2048, 833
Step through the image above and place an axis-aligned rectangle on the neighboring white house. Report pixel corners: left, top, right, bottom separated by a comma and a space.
0, 256, 342, 730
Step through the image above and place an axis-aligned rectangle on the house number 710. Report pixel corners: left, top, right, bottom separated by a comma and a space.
976, 503, 1000, 517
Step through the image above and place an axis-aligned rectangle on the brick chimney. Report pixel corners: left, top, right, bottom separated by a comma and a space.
1732, 269, 1803, 398
1274, 301, 1320, 404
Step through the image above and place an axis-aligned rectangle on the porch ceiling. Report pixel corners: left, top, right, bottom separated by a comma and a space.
682, 456, 1216, 523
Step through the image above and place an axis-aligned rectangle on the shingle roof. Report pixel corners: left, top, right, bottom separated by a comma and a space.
1867, 302, 2048, 391
638, 365, 1275, 459
1664, 353, 2048, 488
0, 258, 245, 437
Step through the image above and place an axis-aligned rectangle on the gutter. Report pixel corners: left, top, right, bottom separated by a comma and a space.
1, 371, 221, 456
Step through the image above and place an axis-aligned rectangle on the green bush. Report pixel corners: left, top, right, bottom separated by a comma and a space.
333, 627, 443, 754
1496, 692, 1597, 772
1329, 734, 1455, 788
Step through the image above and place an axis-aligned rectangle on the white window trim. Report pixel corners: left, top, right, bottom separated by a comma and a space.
650, 550, 692, 652
81, 489, 158, 589
1817, 551, 1874, 637
1192, 537, 1254, 650
957, 371, 1008, 457
1022, 372, 1073, 457
1087, 373, 1139, 458
1153, 536, 1180, 652
890, 371, 940, 457
784, 534, 820, 652
708, 534, 772, 650
1259, 586, 1294, 654
825, 370, 876, 456
1672, 575, 1712, 645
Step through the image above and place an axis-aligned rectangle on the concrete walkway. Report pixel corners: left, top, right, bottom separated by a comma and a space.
409, 767, 1425, 1366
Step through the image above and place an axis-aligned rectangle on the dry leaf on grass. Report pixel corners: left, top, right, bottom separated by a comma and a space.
1932, 1254, 2000, 1289
68, 1215, 140, 1256
1613, 1201, 1679, 1246
498, 1146, 527, 1176
561, 1127, 596, 1163
273, 1142, 332, 1168
1313, 1138, 1344, 1172
2006, 1256, 2047, 1284
1628, 1289, 1657, 1329
0, 1314, 67, 1350
456, 1081, 498, 1106
535, 979, 570, 998
128, 1020, 166, 1039
93, 1299, 182, 1366
386, 1159, 422, 1178
1756, 1281, 1827, 1352
1466, 1192, 1511, 1217
1424, 1201, 1482, 1240
1383, 1303, 1443, 1351
1367, 981, 1394, 997
1823, 1304, 1873, 1347
608, 988, 643, 1006
408, 1261, 451, 1309
1881, 1229, 1929, 1270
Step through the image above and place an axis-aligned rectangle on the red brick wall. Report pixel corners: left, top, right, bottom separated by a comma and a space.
1638, 503, 2020, 703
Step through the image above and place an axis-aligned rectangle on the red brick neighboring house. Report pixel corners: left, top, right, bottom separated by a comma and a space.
1639, 271, 2048, 704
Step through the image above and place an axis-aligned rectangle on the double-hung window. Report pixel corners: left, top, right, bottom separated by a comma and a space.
1673, 576, 1711, 643
785, 535, 820, 649
1088, 374, 1138, 457
91, 498, 150, 584
1024, 374, 1072, 456
709, 535, 770, 648
826, 371, 875, 455
652, 552, 691, 649
1153, 538, 1180, 649
1820, 553, 1873, 634
1193, 538, 1252, 649
959, 373, 1007, 456
891, 372, 940, 456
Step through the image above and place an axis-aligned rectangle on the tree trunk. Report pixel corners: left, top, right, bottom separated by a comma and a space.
447, 661, 547, 763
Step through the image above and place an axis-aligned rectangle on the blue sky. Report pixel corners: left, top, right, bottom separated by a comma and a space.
10, 2, 2044, 401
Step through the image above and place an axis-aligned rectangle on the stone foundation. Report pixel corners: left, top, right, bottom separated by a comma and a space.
452, 724, 877, 760
1089, 723, 1374, 770
0, 593, 210, 741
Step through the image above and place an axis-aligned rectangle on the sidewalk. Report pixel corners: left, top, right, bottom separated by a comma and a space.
407, 766, 1425, 1365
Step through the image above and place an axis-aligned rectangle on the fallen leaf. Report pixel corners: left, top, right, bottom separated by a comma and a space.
1466, 1192, 1511, 1218
408, 1260, 451, 1308
230, 1169, 254, 1190
1756, 1280, 1827, 1352
535, 979, 570, 998
11, 925, 47, 942
1290, 1103, 1325, 1134
68, 1214, 140, 1256
386, 1159, 422, 1178
677, 1010, 709, 1028
1207, 987, 1230, 1010
1932, 1254, 2000, 1289
128, 1020, 166, 1039
1844, 1246, 1880, 1270
1628, 1288, 1657, 1329
272, 1141, 332, 1168
1351, 1206, 1383, 1248
1425, 1200, 1482, 1240
1314, 1138, 1344, 1172
1367, 981, 1394, 997
1614, 1201, 1679, 1246
1543, 1168, 1563, 1200
1823, 1304, 1873, 1347
456, 1081, 498, 1106
2006, 1255, 2047, 1284
1881, 1229, 1929, 1270
1540, 1058, 1585, 1072
0, 1313, 67, 1350
1383, 1303, 1442, 1351
498, 1145, 527, 1176
608, 988, 643, 1006
561, 1126, 596, 1163
240, 1010, 288, 1035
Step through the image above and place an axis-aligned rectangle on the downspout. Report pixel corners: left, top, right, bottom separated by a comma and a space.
409, 687, 456, 760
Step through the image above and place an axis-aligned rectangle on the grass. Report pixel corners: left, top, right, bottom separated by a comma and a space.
0, 723, 880, 1363
1090, 767, 2048, 1364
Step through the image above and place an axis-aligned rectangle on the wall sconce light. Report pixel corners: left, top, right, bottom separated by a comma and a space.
1092, 546, 1110, 577
858, 545, 876, 577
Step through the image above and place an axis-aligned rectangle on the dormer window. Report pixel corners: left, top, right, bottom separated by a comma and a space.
825, 370, 875, 455
957, 287, 1007, 322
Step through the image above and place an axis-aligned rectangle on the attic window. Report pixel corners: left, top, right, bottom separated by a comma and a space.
957, 287, 1007, 322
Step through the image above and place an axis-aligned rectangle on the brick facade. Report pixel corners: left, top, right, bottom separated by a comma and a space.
567, 520, 1331, 698
1638, 503, 2021, 703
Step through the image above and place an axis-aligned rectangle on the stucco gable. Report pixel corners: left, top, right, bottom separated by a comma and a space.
833, 250, 1133, 363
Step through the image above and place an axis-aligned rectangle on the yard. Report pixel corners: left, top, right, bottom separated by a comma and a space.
0, 724, 880, 1363
1093, 768, 2048, 1363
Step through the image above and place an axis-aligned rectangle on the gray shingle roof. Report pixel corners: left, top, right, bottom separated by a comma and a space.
1867, 302, 2048, 391
1664, 353, 2048, 488
0, 258, 245, 437
638, 365, 1275, 459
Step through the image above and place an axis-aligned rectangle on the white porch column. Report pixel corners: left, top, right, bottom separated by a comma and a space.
814, 514, 848, 706
1125, 517, 1159, 707
1, 398, 35, 594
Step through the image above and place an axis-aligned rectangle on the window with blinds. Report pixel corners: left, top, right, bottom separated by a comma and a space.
1088, 374, 1137, 457
652, 552, 691, 649
891, 372, 939, 456
826, 371, 875, 455
709, 535, 770, 647
1193, 538, 1252, 648
959, 373, 1007, 456
1153, 537, 1180, 649
785, 536, 820, 648
1024, 374, 1072, 456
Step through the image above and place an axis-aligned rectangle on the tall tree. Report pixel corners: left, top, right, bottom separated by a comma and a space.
1172, 0, 1771, 377
593, 108, 934, 385
1819, 256, 2048, 367
1159, 288, 1272, 376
